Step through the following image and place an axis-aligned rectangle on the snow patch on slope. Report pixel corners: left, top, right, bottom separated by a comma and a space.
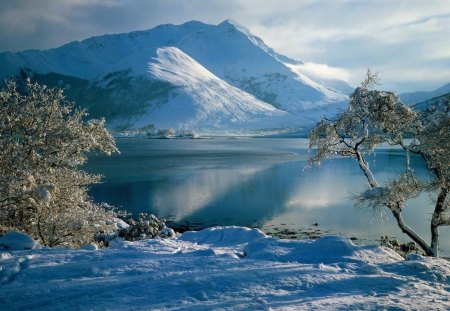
147, 47, 291, 131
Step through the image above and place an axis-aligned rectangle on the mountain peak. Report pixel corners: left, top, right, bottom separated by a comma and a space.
175, 20, 208, 29
218, 19, 249, 32
217, 19, 261, 42
216, 19, 300, 66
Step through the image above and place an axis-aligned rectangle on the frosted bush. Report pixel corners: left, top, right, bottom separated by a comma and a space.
118, 213, 170, 241
380, 235, 419, 257
0, 80, 119, 247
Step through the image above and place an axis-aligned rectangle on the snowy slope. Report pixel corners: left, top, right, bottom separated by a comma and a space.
400, 82, 450, 105
175, 19, 348, 111
0, 20, 350, 134
1, 227, 450, 310
0, 21, 211, 80
142, 47, 290, 132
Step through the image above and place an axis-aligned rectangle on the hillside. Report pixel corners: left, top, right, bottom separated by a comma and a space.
400, 83, 450, 105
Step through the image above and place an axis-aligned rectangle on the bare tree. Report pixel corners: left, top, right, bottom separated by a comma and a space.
308, 70, 449, 257
0, 80, 119, 247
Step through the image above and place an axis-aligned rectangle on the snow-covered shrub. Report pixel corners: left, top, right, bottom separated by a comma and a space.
117, 213, 173, 241
380, 236, 419, 257
0, 80, 119, 247
158, 227, 176, 238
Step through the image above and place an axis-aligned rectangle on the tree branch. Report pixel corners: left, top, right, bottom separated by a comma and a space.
355, 149, 378, 188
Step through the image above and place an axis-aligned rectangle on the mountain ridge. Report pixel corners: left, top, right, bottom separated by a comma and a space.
0, 20, 351, 134
400, 83, 450, 105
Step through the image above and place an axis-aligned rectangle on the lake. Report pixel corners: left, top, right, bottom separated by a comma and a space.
85, 138, 450, 254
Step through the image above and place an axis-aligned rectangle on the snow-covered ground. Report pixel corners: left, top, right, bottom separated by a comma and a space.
1, 227, 450, 310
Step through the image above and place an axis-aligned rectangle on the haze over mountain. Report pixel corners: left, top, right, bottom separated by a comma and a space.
0, 19, 352, 134
400, 83, 450, 106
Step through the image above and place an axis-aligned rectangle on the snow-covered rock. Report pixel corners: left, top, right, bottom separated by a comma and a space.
179, 226, 267, 245
157, 227, 176, 238
80, 243, 98, 251
113, 217, 130, 230
0, 231, 40, 250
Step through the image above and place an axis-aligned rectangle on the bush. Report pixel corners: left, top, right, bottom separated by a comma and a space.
117, 213, 175, 241
0, 80, 119, 247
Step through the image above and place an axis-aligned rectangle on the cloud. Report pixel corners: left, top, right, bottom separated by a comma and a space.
0, 0, 449, 92
0, 0, 123, 51
288, 62, 354, 84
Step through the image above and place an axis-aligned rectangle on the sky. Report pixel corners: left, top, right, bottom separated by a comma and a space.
0, 0, 449, 93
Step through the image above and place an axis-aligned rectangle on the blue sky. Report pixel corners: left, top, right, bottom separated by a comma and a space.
0, 0, 449, 93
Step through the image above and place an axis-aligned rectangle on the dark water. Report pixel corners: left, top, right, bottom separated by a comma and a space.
85, 138, 450, 253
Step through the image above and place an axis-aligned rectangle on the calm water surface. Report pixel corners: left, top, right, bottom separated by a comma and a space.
85, 138, 450, 254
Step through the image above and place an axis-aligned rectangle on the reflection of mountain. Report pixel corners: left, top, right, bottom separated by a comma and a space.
263, 158, 369, 231
90, 162, 300, 226
85, 138, 304, 224
151, 166, 266, 221
183, 163, 300, 227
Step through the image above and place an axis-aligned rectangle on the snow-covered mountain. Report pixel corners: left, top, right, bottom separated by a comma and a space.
0, 19, 351, 134
146, 47, 292, 131
400, 82, 450, 105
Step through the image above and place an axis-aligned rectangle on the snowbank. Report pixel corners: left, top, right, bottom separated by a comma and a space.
0, 231, 40, 251
1, 227, 450, 310
179, 226, 267, 245
244, 235, 403, 265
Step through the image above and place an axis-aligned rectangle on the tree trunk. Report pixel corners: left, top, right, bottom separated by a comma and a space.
430, 188, 449, 257
390, 204, 434, 256
355, 150, 435, 256
355, 150, 378, 188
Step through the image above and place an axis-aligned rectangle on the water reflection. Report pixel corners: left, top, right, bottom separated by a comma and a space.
151, 166, 267, 220
86, 138, 450, 254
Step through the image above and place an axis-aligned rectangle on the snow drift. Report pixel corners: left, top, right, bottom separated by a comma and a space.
1, 226, 450, 310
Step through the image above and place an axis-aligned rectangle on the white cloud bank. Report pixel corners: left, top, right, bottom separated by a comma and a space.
289, 62, 354, 84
